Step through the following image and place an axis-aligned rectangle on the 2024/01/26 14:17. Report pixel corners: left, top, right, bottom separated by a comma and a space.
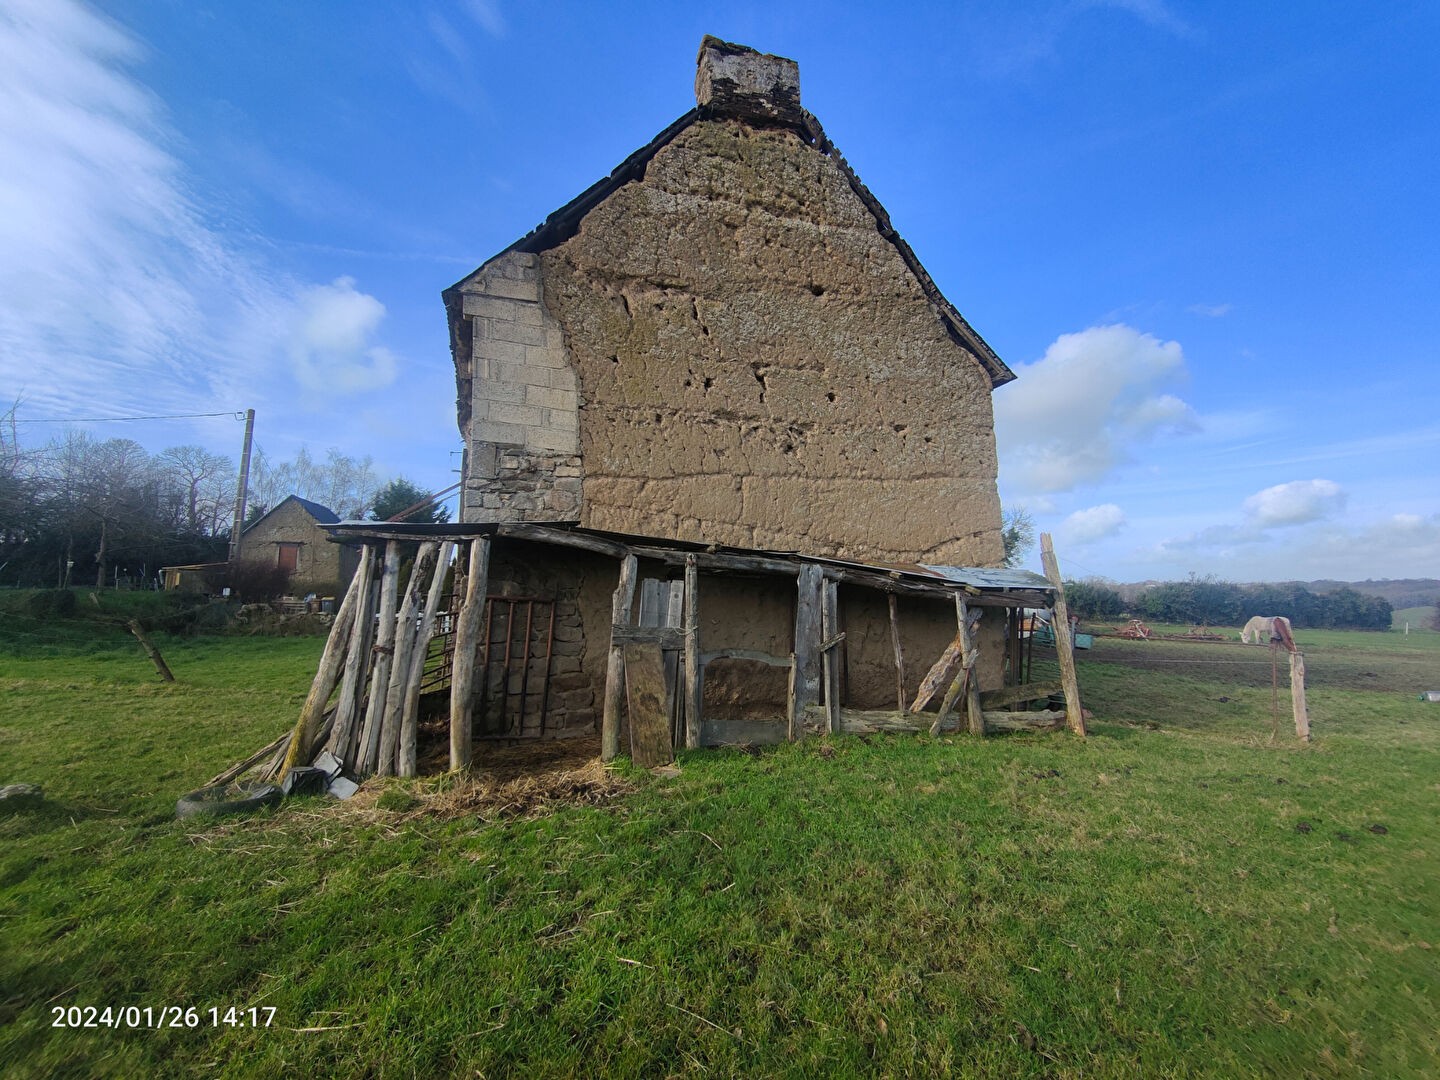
51, 1005, 277, 1029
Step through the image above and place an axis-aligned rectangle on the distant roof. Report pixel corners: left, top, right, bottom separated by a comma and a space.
243, 494, 340, 534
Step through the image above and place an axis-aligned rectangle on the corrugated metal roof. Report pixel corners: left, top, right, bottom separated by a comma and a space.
803, 554, 1053, 593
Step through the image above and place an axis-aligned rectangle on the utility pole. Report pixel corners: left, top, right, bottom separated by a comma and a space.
228, 409, 255, 564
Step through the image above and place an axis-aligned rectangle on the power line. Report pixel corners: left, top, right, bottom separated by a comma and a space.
13, 411, 244, 424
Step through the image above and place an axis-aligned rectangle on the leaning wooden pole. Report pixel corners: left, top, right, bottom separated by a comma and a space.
957, 594, 985, 735
126, 619, 176, 682
381, 541, 438, 776
1039, 533, 1086, 737
601, 553, 638, 761
357, 540, 403, 773
449, 536, 490, 772
399, 540, 454, 777
277, 563, 364, 779
327, 545, 377, 768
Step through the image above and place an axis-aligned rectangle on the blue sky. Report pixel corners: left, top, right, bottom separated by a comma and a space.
1, 0, 1436, 582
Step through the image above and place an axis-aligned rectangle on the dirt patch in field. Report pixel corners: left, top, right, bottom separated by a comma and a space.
351, 734, 634, 822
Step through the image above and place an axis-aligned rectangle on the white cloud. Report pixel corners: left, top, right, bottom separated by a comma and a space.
1243, 479, 1345, 527
289, 278, 398, 393
1187, 302, 1231, 317
1062, 503, 1127, 544
0, 0, 397, 419
994, 323, 1198, 493
461, 0, 506, 37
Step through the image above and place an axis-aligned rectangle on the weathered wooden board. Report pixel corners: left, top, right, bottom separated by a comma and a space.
601, 554, 638, 762
978, 681, 1063, 710
910, 634, 963, 713
625, 643, 673, 767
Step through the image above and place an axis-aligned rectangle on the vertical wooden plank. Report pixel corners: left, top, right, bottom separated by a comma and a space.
449, 536, 491, 771
357, 540, 403, 773
663, 581, 685, 747
279, 556, 365, 778
821, 577, 840, 734
957, 595, 985, 736
601, 553, 639, 762
328, 545, 377, 767
792, 564, 823, 736
398, 541, 449, 777
379, 542, 436, 775
888, 593, 906, 712
1039, 533, 1086, 738
683, 555, 703, 749
625, 642, 674, 767
1290, 652, 1309, 741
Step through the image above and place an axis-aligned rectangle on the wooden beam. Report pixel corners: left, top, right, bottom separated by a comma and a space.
888, 593, 906, 712
821, 577, 841, 734
911, 634, 963, 713
126, 619, 176, 683
801, 705, 1065, 736
611, 624, 684, 650
601, 554, 638, 761
979, 680, 1063, 710
1039, 533, 1086, 737
792, 563, 823, 736
957, 595, 985, 736
497, 521, 629, 558
683, 555, 702, 749
448, 536, 490, 771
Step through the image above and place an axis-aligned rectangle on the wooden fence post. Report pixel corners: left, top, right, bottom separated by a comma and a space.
328, 544, 376, 768
449, 536, 490, 772
1290, 651, 1309, 741
399, 540, 454, 777
888, 593, 906, 713
357, 540, 403, 773
278, 560, 365, 778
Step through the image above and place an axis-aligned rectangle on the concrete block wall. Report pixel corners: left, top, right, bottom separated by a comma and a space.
457, 251, 584, 523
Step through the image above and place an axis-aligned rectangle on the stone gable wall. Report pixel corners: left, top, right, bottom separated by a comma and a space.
537, 120, 1005, 565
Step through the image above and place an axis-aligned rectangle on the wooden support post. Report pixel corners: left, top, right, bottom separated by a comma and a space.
601, 553, 638, 762
683, 555, 703, 750
126, 619, 176, 682
888, 593, 906, 712
278, 560, 365, 779
820, 577, 841, 734
625, 643, 673, 767
957, 595, 985, 735
791, 564, 823, 738
1290, 651, 1309, 741
378, 542, 434, 776
356, 541, 402, 772
449, 536, 490, 772
398, 540, 453, 775
1039, 533, 1086, 737
328, 545, 376, 768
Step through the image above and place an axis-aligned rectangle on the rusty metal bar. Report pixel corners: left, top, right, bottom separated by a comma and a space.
517, 600, 536, 734
539, 600, 556, 737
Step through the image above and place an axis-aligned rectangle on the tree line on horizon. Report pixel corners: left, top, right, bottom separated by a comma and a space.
1064, 574, 1393, 631
0, 418, 447, 589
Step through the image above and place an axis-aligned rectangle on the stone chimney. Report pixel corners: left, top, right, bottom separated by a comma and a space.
695, 36, 803, 127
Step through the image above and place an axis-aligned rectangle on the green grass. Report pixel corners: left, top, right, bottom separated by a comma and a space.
1, 622, 1437, 1077
1391, 606, 1437, 633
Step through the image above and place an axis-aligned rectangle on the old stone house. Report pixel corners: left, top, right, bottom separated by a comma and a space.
242, 495, 358, 597
314, 38, 1066, 767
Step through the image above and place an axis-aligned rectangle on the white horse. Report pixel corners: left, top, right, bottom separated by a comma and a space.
1241, 615, 1292, 646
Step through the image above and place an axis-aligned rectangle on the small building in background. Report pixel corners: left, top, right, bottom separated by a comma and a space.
237, 496, 359, 597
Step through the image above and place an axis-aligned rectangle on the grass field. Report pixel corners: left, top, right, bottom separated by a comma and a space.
1, 607, 1437, 1077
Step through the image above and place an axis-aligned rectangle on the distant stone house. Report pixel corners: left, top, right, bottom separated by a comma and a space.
241, 496, 358, 596
313, 38, 1065, 761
